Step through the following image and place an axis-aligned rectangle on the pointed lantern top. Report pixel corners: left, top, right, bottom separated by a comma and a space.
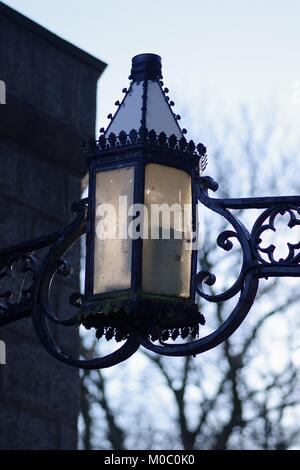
105, 53, 183, 139
84, 54, 207, 174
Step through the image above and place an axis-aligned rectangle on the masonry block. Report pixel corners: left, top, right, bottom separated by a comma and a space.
0, 2, 105, 450
0, 405, 58, 450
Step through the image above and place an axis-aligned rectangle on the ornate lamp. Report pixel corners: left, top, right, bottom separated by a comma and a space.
82, 54, 206, 347
1, 53, 300, 369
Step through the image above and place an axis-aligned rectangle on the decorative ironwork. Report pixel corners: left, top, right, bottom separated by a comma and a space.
30, 199, 140, 369
80, 294, 201, 345
2, 53, 300, 369
0, 254, 38, 325
1, 169, 300, 369
251, 206, 300, 265
82, 127, 208, 173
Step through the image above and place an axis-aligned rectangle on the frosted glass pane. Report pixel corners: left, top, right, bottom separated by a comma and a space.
106, 82, 143, 135
93, 167, 134, 294
142, 164, 192, 297
146, 81, 182, 138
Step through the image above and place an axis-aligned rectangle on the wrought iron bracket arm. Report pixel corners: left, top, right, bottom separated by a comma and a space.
0, 198, 140, 370
1, 176, 300, 369
138, 176, 300, 359
197, 175, 300, 276
138, 178, 300, 359
0, 199, 89, 328
198, 175, 300, 210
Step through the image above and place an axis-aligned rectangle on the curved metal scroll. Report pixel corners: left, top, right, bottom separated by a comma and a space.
31, 200, 139, 370
138, 176, 260, 357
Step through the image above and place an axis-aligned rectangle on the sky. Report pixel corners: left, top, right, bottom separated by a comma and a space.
2, 0, 300, 139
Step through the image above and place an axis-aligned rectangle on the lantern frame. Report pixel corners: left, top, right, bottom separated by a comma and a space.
82, 129, 205, 343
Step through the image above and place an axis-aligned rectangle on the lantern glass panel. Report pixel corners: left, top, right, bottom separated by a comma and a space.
146, 81, 182, 138
142, 163, 193, 297
93, 167, 134, 294
107, 82, 143, 135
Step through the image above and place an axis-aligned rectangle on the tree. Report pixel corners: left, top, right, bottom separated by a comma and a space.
79, 107, 300, 450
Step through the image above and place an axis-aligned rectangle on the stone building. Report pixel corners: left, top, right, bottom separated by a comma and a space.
0, 2, 106, 449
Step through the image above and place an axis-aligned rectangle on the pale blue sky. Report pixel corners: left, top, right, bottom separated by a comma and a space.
3, 0, 300, 136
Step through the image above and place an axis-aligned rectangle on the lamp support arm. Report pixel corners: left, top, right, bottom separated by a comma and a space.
0, 199, 88, 328
2, 177, 300, 368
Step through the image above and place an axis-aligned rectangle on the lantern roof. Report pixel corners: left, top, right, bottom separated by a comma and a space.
104, 53, 184, 139
83, 54, 208, 174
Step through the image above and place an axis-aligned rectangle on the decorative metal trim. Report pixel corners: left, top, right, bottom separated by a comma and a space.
250, 206, 300, 265
0, 219, 74, 327
0, 253, 38, 326
140, 79, 148, 130
82, 127, 208, 173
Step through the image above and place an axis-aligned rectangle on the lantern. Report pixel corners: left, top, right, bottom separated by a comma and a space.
3, 53, 293, 370
82, 54, 207, 342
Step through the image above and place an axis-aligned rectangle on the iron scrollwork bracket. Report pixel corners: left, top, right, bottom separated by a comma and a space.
198, 174, 300, 280
138, 175, 300, 359
1, 176, 300, 369
0, 199, 88, 330
0, 198, 140, 370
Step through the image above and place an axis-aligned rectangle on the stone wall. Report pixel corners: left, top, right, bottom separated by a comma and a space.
0, 2, 106, 449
